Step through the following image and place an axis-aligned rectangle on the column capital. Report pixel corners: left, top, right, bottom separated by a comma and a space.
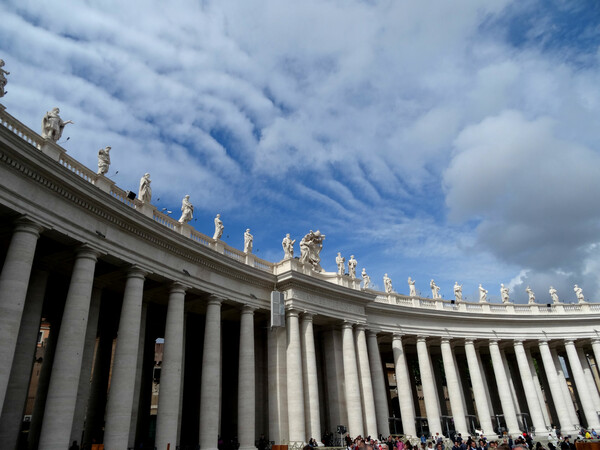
341, 321, 355, 330
464, 338, 476, 345
489, 339, 500, 346
301, 312, 314, 321
13, 216, 44, 236
354, 323, 367, 332
366, 329, 379, 338
538, 339, 549, 345
564, 339, 575, 346
591, 338, 600, 345
207, 294, 224, 306
440, 337, 452, 345
169, 281, 188, 295
126, 265, 148, 279
286, 308, 301, 318
240, 304, 257, 315
513, 339, 524, 346
74, 244, 102, 261
416, 335, 428, 344
392, 332, 404, 341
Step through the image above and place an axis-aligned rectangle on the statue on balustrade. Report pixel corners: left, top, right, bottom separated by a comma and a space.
361, 268, 371, 289
479, 284, 488, 302
384, 273, 393, 293
454, 282, 463, 301
574, 284, 585, 303
282, 233, 295, 259
549, 286, 559, 304
97, 146, 111, 175
408, 277, 417, 297
336, 252, 345, 275
138, 173, 152, 203
213, 214, 224, 240
178, 195, 193, 224
526, 286, 535, 304
299, 230, 325, 272
0, 59, 9, 97
348, 255, 357, 278
500, 283, 510, 303
41, 107, 73, 142
430, 279, 441, 299
244, 229, 253, 253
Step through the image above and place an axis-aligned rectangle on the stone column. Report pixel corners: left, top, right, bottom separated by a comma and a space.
155, 283, 186, 450
513, 341, 546, 431
592, 339, 600, 388
103, 267, 147, 449
268, 326, 288, 444
199, 296, 223, 450
525, 348, 550, 427
301, 313, 321, 442
416, 336, 442, 435
342, 322, 364, 438
238, 305, 256, 450
38, 245, 99, 450
355, 325, 377, 438
440, 338, 468, 436
0, 268, 48, 449
367, 331, 390, 438
70, 287, 102, 446
488, 340, 520, 433
391, 334, 416, 437
551, 348, 579, 427
286, 309, 306, 442
0, 218, 43, 411
564, 340, 600, 429
464, 339, 494, 434
576, 347, 600, 412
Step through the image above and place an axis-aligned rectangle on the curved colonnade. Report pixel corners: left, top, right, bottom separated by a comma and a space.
1, 108, 600, 449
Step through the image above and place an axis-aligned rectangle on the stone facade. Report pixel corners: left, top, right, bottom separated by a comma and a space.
0, 107, 600, 449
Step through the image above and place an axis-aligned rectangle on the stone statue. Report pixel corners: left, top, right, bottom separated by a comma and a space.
178, 195, 193, 224
526, 286, 535, 304
408, 277, 417, 297
549, 286, 559, 304
299, 230, 325, 272
0, 59, 9, 97
213, 214, 224, 240
454, 282, 462, 302
574, 284, 585, 303
336, 252, 345, 275
500, 284, 510, 304
97, 146, 111, 175
383, 273, 393, 294
282, 233, 295, 259
41, 107, 73, 142
361, 268, 371, 289
430, 279, 441, 299
479, 284, 488, 302
244, 229, 253, 253
348, 255, 357, 279
138, 173, 152, 203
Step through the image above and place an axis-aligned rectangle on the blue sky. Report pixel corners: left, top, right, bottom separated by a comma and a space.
1, 0, 599, 303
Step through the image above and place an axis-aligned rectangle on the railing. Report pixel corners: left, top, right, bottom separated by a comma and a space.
152, 211, 178, 230
0, 108, 43, 149
190, 229, 212, 247
110, 185, 136, 208
254, 256, 274, 272
224, 246, 246, 263
58, 152, 96, 183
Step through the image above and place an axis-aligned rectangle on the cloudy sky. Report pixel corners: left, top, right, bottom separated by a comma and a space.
2, 0, 600, 303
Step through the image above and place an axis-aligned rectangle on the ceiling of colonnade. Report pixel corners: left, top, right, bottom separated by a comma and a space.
1, 2, 600, 304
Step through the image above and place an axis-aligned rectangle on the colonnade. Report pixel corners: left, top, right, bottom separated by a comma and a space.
1, 219, 600, 449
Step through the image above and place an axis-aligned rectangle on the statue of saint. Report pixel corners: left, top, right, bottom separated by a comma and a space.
574, 284, 585, 303
244, 229, 253, 253
348, 255, 357, 279
299, 230, 325, 272
282, 233, 295, 259
138, 173, 152, 203
454, 282, 462, 302
213, 214, 224, 240
549, 286, 559, 304
336, 252, 345, 275
361, 268, 371, 289
500, 284, 510, 304
479, 284, 488, 303
178, 195, 193, 224
526, 286, 535, 304
41, 107, 73, 141
97, 146, 111, 175
430, 279, 441, 299
408, 277, 417, 297
0, 59, 9, 97
383, 273, 393, 294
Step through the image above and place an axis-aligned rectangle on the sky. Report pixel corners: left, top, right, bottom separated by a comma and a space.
1, 0, 600, 303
